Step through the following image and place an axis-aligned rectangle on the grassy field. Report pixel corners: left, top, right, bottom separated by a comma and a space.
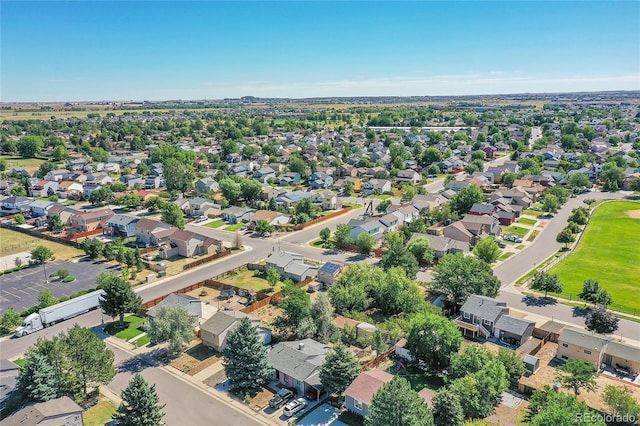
342, 202, 363, 209
549, 201, 640, 312
523, 209, 544, 217
219, 267, 284, 293
0, 228, 84, 260
105, 315, 146, 341
223, 223, 243, 231
0, 155, 47, 169
517, 217, 537, 226
83, 399, 118, 426
367, 194, 392, 200
503, 225, 530, 236
204, 219, 225, 228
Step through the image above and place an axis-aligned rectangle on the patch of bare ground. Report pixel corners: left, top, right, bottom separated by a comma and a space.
169, 341, 220, 375
625, 209, 640, 219
248, 388, 275, 411
251, 303, 285, 328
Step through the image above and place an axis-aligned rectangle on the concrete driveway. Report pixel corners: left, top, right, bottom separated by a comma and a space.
296, 403, 346, 426
0, 258, 114, 314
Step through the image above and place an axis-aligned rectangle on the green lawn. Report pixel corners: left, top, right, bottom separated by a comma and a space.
523, 209, 544, 217
343, 202, 363, 209
503, 225, 530, 236
205, 219, 225, 228
134, 334, 151, 347
517, 217, 537, 226
367, 194, 392, 200
549, 201, 640, 313
219, 267, 284, 293
105, 315, 146, 341
1, 156, 47, 169
13, 358, 26, 368
498, 252, 514, 261
83, 399, 118, 426
223, 223, 243, 231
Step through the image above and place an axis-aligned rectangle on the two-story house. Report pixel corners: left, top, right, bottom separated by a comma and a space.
69, 208, 114, 233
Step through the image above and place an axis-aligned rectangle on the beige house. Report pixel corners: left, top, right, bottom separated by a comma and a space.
69, 208, 114, 233
3, 396, 84, 426
557, 328, 609, 366
200, 310, 271, 352
158, 230, 222, 259
604, 341, 640, 374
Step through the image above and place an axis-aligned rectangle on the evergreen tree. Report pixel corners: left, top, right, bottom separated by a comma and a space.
113, 374, 165, 426
432, 388, 463, 426
319, 344, 361, 397
311, 293, 336, 340
98, 273, 142, 324
365, 376, 434, 426
17, 352, 60, 402
222, 317, 274, 395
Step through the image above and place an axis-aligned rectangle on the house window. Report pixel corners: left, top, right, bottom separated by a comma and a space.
483, 319, 492, 326
584, 350, 592, 355
463, 312, 470, 319
562, 343, 568, 348
561, 355, 568, 360
354, 399, 363, 411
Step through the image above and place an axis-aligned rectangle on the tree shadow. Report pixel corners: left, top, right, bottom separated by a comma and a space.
521, 295, 557, 307
572, 306, 590, 318
117, 355, 151, 374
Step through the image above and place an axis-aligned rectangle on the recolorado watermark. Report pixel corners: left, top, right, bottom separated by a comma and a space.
575, 413, 637, 423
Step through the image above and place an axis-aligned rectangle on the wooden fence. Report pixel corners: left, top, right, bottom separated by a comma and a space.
341, 243, 385, 257
361, 346, 396, 371
182, 248, 232, 270
63, 229, 103, 241
0, 223, 81, 248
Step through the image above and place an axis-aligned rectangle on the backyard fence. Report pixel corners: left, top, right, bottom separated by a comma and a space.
63, 229, 103, 241
0, 223, 81, 248
361, 346, 396, 371
182, 248, 231, 270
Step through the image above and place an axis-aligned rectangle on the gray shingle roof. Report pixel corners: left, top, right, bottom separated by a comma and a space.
558, 328, 609, 351
494, 315, 535, 336
200, 310, 259, 335
147, 294, 201, 319
605, 341, 640, 363
268, 339, 330, 384
460, 295, 508, 323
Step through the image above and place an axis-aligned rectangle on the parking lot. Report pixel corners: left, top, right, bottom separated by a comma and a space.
0, 258, 114, 314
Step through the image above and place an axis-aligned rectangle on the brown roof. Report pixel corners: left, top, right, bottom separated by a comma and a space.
345, 369, 394, 405
75, 208, 114, 222
418, 388, 435, 407
334, 315, 360, 330
135, 218, 161, 232
170, 229, 196, 242
251, 210, 280, 223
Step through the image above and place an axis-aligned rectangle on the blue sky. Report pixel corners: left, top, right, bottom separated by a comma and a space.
2, 1, 639, 101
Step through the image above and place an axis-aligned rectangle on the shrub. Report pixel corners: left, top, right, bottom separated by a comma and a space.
62, 275, 76, 283
57, 269, 70, 279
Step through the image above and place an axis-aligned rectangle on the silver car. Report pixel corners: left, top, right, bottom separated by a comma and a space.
283, 397, 307, 417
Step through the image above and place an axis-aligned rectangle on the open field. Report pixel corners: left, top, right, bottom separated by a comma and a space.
218, 267, 284, 293
549, 201, 640, 312
0, 228, 84, 260
0, 155, 47, 169
83, 399, 118, 426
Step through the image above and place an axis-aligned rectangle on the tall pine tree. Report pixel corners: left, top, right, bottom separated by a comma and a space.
222, 317, 274, 395
432, 388, 464, 426
113, 374, 165, 426
319, 344, 360, 397
17, 352, 60, 402
98, 273, 142, 324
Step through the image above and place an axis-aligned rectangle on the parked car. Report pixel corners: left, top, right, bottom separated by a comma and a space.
269, 388, 295, 409
283, 398, 307, 417
497, 241, 506, 248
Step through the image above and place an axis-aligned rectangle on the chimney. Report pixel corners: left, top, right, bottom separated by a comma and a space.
298, 343, 305, 351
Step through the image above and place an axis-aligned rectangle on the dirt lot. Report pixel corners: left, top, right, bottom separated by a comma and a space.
183, 286, 222, 305
249, 388, 275, 411
250, 303, 285, 328
0, 228, 84, 260
169, 340, 221, 376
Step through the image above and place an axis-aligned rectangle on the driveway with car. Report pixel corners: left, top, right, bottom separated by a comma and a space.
296, 403, 346, 426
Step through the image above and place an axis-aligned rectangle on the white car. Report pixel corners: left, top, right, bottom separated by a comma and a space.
283, 397, 307, 417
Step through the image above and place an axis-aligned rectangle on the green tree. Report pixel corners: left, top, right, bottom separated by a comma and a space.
48, 214, 63, 232
276, 283, 312, 337
319, 344, 361, 397
17, 352, 60, 403
52, 145, 69, 161
31, 245, 54, 282
56, 268, 70, 279
556, 358, 598, 395
365, 376, 434, 426
82, 238, 105, 259
407, 237, 435, 264
370, 267, 426, 315
38, 288, 58, 308
115, 193, 142, 209
602, 384, 640, 420
542, 193, 559, 213
113, 374, 165, 426
585, 306, 619, 334
89, 186, 114, 206
502, 172, 517, 188
328, 263, 372, 314
0, 307, 21, 333
11, 185, 27, 196
239, 178, 262, 202
357, 231, 375, 254
430, 253, 501, 306
0, 158, 6, 171
432, 389, 464, 426
266, 267, 280, 287
497, 348, 525, 382
450, 185, 484, 215
288, 155, 307, 175
567, 173, 592, 190
556, 227, 575, 248
38, 162, 56, 179
14, 213, 26, 225
601, 164, 625, 189
219, 178, 242, 204
376, 199, 392, 214
448, 358, 509, 419
161, 202, 185, 229
381, 231, 418, 279
406, 312, 462, 373
333, 223, 353, 247
255, 219, 274, 235
473, 237, 500, 264
592, 289, 613, 307
449, 344, 497, 379
342, 180, 354, 196
527, 386, 605, 426
164, 157, 194, 192
629, 177, 640, 192
90, 147, 110, 163
18, 135, 44, 158
319, 227, 331, 244
222, 317, 274, 394
98, 273, 142, 324
311, 293, 336, 340
579, 279, 601, 304
530, 271, 563, 297
147, 305, 195, 356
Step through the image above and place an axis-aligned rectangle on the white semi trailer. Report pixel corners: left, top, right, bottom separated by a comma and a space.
14, 290, 105, 337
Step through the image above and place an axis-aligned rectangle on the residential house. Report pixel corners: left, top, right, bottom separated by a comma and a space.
29, 200, 56, 218
189, 198, 222, 218
120, 174, 144, 188
10, 166, 38, 178
44, 169, 70, 182
105, 214, 139, 238
603, 341, 640, 374
456, 295, 509, 339
362, 179, 391, 195
412, 193, 445, 211
253, 167, 276, 183
379, 213, 400, 232
491, 188, 533, 208
344, 369, 394, 417
336, 164, 357, 178
1, 196, 31, 212
143, 175, 163, 189
261, 185, 282, 202
279, 172, 301, 186
317, 261, 344, 288
483, 145, 498, 158
222, 206, 255, 224
69, 208, 114, 233
396, 169, 421, 184
408, 233, 470, 259
349, 218, 385, 241
312, 191, 340, 211
3, 396, 84, 426
147, 294, 202, 322
443, 221, 475, 245
0, 359, 20, 405
195, 177, 220, 193
469, 203, 497, 217
387, 204, 420, 225
394, 338, 412, 361
56, 181, 83, 199
283, 262, 318, 282
493, 315, 535, 346
268, 339, 330, 398
29, 180, 59, 198
460, 214, 502, 238
557, 328, 609, 366
308, 172, 333, 189
201, 310, 271, 352
134, 218, 175, 247
275, 191, 313, 208
159, 230, 222, 259
265, 251, 302, 275
250, 210, 291, 226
